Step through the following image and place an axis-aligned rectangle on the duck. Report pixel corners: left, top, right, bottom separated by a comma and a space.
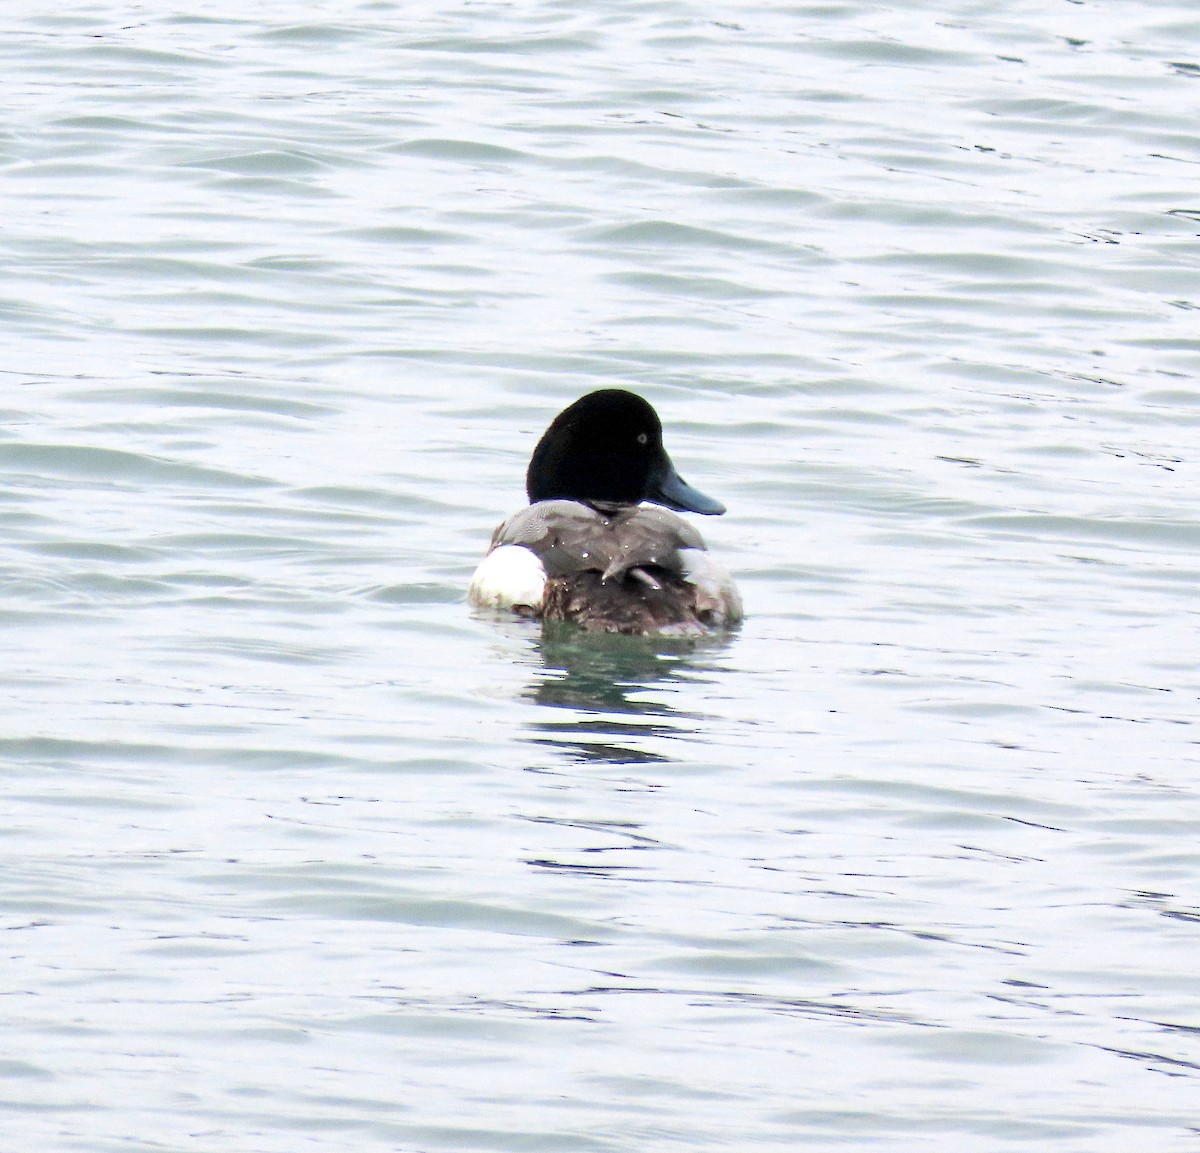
468, 388, 742, 635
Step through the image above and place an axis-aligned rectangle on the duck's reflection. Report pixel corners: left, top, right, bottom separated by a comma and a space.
521, 622, 735, 765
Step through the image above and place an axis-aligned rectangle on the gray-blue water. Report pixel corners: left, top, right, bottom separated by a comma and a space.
3, 3, 1199, 1150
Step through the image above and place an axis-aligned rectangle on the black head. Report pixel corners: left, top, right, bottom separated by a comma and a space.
525, 389, 725, 515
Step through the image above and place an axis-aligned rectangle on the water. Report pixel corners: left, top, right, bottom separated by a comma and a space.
3, 2, 1199, 1150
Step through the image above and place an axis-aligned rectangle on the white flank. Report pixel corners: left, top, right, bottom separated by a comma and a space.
678, 548, 743, 625
467, 545, 547, 612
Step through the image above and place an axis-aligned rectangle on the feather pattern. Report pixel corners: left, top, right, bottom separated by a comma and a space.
486, 500, 740, 634
492, 500, 705, 582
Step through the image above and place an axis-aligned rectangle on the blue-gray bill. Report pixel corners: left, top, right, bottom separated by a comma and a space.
649, 459, 726, 516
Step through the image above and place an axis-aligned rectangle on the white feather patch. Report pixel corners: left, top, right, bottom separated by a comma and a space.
678, 547, 743, 625
468, 545, 547, 612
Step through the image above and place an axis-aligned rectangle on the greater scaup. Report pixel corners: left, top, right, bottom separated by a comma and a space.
469, 389, 742, 635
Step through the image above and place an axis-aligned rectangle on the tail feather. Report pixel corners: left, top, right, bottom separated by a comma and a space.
543, 570, 716, 635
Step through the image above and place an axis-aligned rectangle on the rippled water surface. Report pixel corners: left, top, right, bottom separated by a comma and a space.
4, 2, 1199, 1150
